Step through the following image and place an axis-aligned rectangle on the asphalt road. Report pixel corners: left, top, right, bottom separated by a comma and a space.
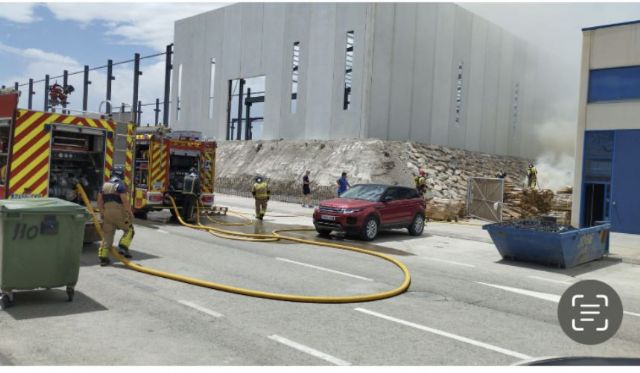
0, 210, 639, 365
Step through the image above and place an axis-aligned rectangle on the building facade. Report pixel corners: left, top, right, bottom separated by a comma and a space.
572, 20, 640, 234
172, 2, 549, 158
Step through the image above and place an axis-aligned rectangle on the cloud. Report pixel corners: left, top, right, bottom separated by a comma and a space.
0, 3, 40, 23
44, 3, 227, 51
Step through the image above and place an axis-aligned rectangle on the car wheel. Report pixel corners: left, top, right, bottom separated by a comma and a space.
316, 228, 332, 237
408, 213, 425, 236
360, 216, 379, 241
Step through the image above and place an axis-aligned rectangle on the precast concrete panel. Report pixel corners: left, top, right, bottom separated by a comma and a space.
495, 32, 514, 156
172, 15, 206, 132
589, 25, 640, 69
409, 3, 439, 144
507, 41, 527, 157
203, 10, 226, 140
261, 3, 287, 139
330, 3, 369, 139
221, 6, 243, 80
304, 3, 337, 139
464, 15, 488, 152
367, 3, 395, 140
190, 15, 209, 134
448, 6, 473, 150
430, 3, 456, 146
280, 3, 311, 139
479, 23, 502, 154
388, 3, 418, 141
240, 4, 265, 78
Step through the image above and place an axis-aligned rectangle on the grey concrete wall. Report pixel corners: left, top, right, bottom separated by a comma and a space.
173, 2, 547, 159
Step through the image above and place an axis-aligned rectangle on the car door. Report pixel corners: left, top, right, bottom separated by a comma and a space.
396, 187, 419, 223
378, 187, 404, 225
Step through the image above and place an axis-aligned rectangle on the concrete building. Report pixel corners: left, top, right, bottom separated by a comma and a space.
572, 20, 640, 234
172, 2, 549, 158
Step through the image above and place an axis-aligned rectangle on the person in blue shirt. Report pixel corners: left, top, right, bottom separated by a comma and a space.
336, 172, 351, 197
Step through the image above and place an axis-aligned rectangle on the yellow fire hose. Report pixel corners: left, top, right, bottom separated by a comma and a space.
76, 185, 411, 303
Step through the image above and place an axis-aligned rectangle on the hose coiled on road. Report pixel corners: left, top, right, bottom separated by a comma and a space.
77, 184, 411, 303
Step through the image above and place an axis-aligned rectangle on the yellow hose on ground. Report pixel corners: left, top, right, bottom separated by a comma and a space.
77, 185, 411, 303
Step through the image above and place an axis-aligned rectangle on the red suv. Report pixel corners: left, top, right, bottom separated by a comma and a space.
313, 184, 426, 241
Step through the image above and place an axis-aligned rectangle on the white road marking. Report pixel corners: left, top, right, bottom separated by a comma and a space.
178, 300, 223, 318
423, 257, 475, 268
528, 275, 573, 285
268, 335, 351, 366
156, 229, 169, 234
275, 257, 373, 281
476, 282, 640, 319
476, 282, 561, 302
354, 308, 531, 360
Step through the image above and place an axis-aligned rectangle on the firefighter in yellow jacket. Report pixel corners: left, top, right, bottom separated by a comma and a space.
97, 166, 135, 266
251, 176, 270, 220
414, 169, 428, 199
527, 163, 538, 189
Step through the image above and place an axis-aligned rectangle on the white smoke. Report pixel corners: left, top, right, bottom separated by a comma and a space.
532, 120, 576, 191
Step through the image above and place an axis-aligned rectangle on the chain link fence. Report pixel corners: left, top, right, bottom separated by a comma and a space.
215, 176, 338, 206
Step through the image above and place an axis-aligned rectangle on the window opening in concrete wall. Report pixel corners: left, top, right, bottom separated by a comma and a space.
291, 42, 300, 113
209, 58, 216, 119
227, 75, 266, 140
512, 82, 519, 136
454, 61, 463, 126
176, 64, 183, 121
343, 31, 355, 110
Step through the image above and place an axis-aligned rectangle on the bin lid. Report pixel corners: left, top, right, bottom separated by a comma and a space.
0, 198, 87, 214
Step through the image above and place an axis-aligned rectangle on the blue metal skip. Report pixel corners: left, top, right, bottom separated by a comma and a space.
483, 223, 611, 269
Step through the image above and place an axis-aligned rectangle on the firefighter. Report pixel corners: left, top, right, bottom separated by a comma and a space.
251, 176, 270, 220
527, 163, 538, 189
414, 169, 428, 199
97, 166, 134, 266
182, 167, 201, 222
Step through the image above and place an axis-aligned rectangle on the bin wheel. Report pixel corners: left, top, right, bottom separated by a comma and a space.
66, 287, 75, 302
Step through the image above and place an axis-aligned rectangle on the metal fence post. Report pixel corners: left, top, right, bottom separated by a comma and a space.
83, 65, 90, 112
62, 70, 68, 112
28, 79, 34, 109
133, 53, 141, 126
163, 44, 173, 127
106, 59, 114, 114
154, 98, 160, 125
44, 74, 50, 111
13, 82, 18, 91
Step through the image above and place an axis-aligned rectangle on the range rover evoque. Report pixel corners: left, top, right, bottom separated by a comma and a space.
313, 184, 426, 241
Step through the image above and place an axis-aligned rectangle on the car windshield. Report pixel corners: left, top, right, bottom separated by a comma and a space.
339, 184, 386, 202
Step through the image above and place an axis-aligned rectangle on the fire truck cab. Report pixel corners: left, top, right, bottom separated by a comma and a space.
0, 90, 135, 242
132, 127, 216, 221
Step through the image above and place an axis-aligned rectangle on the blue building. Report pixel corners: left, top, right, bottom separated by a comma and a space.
573, 20, 640, 234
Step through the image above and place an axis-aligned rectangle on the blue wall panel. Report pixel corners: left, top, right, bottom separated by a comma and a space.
611, 129, 640, 234
589, 66, 640, 103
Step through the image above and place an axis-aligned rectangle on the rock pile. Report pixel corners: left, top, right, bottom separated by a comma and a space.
215, 139, 532, 218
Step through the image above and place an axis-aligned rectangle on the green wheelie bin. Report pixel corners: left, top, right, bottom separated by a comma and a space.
0, 198, 89, 309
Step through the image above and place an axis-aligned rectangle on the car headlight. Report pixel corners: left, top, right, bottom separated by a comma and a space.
342, 208, 361, 214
